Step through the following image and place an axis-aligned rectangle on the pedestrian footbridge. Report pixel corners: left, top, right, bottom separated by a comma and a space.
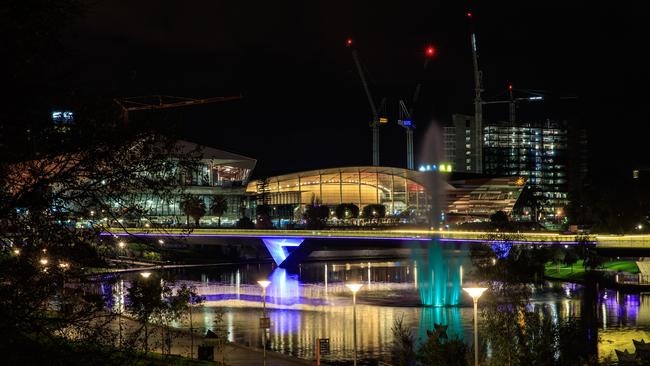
102, 228, 650, 268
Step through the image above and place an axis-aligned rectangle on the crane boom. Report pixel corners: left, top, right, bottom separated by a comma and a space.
347, 38, 381, 166
114, 95, 242, 123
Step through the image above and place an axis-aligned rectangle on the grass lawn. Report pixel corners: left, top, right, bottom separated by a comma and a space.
544, 260, 639, 281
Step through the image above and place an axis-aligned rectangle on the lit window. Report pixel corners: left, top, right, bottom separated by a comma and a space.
633, 170, 639, 179
465, 144, 471, 148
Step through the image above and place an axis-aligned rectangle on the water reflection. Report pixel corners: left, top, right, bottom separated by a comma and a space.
104, 261, 650, 362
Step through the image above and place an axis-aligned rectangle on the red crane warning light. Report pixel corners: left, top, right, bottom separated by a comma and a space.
346, 38, 353, 47
467, 12, 473, 18
425, 46, 435, 57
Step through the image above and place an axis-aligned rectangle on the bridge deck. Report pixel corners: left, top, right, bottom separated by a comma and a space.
102, 228, 650, 247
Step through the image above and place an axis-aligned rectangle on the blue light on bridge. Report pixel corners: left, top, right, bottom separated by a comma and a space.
491, 242, 512, 258
262, 237, 305, 266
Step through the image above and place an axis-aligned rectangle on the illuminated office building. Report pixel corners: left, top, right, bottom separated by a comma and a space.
445, 114, 587, 217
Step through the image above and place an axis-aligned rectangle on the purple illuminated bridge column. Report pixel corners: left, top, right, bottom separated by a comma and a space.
262, 237, 305, 267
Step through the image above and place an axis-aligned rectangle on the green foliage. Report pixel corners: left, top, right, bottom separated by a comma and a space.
362, 204, 386, 219
334, 203, 360, 220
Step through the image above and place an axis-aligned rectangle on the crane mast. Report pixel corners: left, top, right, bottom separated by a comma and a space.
398, 45, 435, 170
468, 12, 483, 173
347, 39, 381, 166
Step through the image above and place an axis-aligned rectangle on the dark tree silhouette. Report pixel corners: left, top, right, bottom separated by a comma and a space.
180, 195, 206, 227
210, 195, 228, 227
334, 203, 360, 220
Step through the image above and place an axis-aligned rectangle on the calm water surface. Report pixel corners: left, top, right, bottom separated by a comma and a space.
108, 260, 650, 363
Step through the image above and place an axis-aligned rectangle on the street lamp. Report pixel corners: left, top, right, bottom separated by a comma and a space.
463, 287, 488, 366
346, 283, 363, 366
257, 280, 271, 366
140, 271, 152, 279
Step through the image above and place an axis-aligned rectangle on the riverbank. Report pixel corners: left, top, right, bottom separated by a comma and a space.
544, 260, 639, 282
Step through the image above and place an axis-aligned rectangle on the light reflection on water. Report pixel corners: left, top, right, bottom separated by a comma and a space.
108, 261, 650, 362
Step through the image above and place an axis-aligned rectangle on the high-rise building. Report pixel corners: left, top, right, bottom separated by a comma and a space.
444, 114, 481, 173
444, 114, 587, 218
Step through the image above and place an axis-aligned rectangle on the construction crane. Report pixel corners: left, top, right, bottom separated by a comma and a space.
346, 38, 388, 166
113, 95, 242, 124
482, 84, 545, 123
398, 45, 436, 170
467, 11, 484, 173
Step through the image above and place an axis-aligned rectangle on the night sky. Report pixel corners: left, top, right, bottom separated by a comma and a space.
46, 2, 650, 177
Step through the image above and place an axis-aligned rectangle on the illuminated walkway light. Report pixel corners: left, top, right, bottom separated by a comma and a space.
463, 287, 488, 366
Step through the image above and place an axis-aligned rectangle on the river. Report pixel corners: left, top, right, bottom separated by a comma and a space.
105, 259, 650, 363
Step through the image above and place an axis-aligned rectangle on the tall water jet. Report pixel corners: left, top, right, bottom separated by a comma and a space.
416, 244, 462, 306
414, 120, 463, 307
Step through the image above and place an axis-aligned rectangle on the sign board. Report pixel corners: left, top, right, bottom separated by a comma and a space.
379, 117, 388, 124
259, 317, 271, 329
318, 338, 330, 355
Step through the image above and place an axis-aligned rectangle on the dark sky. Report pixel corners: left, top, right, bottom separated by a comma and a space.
55, 1, 650, 177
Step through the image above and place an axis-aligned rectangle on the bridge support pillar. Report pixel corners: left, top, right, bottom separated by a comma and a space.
262, 238, 305, 267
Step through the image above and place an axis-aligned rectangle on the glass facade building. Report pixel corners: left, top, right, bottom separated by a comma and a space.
246, 167, 429, 219
132, 141, 257, 226
445, 114, 587, 217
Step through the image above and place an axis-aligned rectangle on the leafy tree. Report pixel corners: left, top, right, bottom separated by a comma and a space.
391, 314, 416, 366
210, 195, 228, 227
126, 274, 171, 353
334, 203, 360, 220
362, 204, 386, 219
303, 196, 329, 229
172, 284, 203, 359
179, 195, 206, 227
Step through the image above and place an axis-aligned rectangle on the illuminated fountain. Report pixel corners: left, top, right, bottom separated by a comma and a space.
415, 121, 464, 307
415, 245, 463, 306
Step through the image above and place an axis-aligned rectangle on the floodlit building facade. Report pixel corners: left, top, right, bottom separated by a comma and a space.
246, 167, 526, 225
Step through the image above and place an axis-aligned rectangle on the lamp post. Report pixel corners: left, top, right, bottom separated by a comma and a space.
257, 280, 271, 366
463, 287, 488, 366
346, 283, 363, 366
